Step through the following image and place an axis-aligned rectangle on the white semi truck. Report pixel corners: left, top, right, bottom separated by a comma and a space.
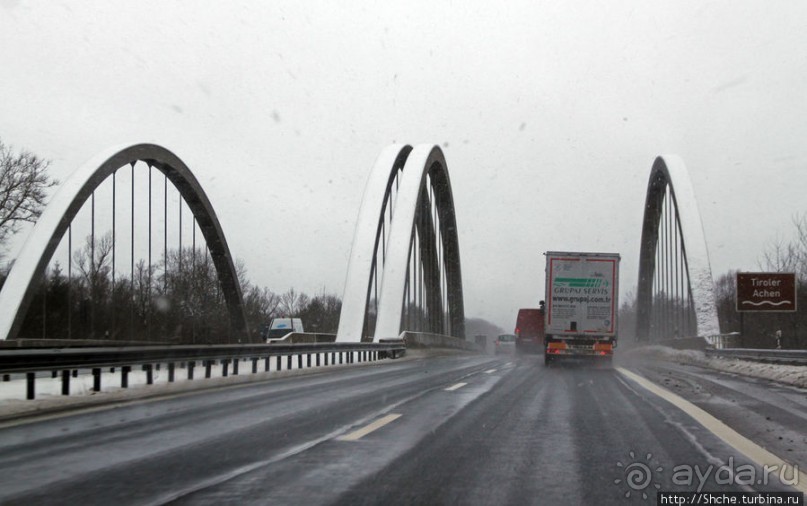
544, 251, 620, 365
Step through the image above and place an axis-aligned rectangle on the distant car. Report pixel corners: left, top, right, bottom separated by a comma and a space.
494, 334, 517, 354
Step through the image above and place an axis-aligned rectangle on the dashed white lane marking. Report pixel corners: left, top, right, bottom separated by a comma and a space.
483, 369, 497, 374
337, 413, 402, 441
444, 382, 468, 391
617, 367, 807, 494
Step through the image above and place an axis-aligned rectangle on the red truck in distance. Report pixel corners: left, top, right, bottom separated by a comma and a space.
514, 305, 545, 354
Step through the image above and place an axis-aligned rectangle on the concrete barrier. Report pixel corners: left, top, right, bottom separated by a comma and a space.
266, 333, 337, 344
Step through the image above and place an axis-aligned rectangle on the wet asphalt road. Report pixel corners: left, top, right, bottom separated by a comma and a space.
0, 351, 803, 505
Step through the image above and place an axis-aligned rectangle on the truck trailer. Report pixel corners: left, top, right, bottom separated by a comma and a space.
544, 251, 620, 365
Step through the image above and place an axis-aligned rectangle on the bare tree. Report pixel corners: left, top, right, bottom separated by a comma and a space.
73, 232, 114, 299
752, 213, 807, 349
158, 247, 229, 343
713, 270, 739, 335
69, 233, 114, 338
760, 237, 799, 273
791, 213, 807, 280
0, 140, 57, 246
760, 212, 807, 279
243, 285, 280, 338
280, 288, 308, 317
298, 293, 342, 333
132, 259, 156, 327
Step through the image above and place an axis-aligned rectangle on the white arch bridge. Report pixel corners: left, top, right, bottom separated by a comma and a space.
0, 144, 720, 344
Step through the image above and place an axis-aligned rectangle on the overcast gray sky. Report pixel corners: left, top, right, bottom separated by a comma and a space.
1, 1, 806, 331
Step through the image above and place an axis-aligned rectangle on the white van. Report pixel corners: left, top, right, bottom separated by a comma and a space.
264, 318, 304, 342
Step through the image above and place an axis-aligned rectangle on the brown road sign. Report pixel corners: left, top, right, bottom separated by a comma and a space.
736, 272, 797, 312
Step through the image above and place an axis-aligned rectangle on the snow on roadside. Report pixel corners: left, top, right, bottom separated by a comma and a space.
0, 352, 373, 420
632, 345, 807, 389
0, 349, 453, 422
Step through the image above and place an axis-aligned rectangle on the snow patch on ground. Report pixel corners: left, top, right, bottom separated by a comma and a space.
632, 345, 807, 389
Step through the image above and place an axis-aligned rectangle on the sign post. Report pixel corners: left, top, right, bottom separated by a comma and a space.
736, 272, 796, 348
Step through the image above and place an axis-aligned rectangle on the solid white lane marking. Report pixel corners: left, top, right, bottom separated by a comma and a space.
483, 369, 497, 374
444, 382, 467, 391
337, 413, 402, 441
617, 367, 807, 494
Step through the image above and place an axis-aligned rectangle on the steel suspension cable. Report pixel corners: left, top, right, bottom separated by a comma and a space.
112, 170, 116, 337
67, 225, 72, 339
148, 165, 152, 339
91, 191, 95, 338
130, 163, 135, 339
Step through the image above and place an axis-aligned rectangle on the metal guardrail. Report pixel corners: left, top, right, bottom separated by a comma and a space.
400, 331, 481, 352
0, 341, 406, 400
704, 347, 807, 365
705, 333, 741, 350
652, 333, 741, 350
